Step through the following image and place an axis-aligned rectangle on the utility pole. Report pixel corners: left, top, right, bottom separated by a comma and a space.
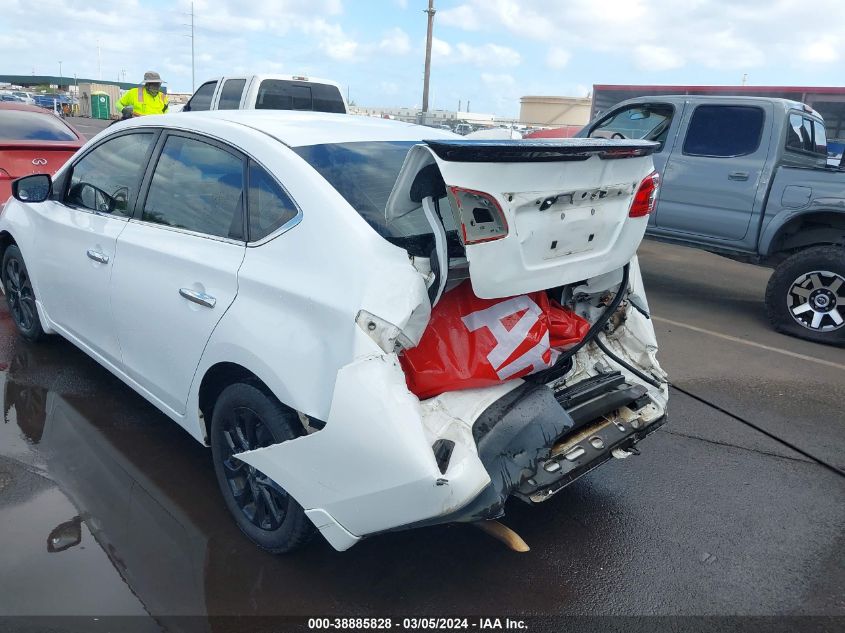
183, 2, 196, 90
58, 61, 62, 81
421, 0, 435, 116
741, 73, 748, 86
191, 1, 196, 91
97, 40, 101, 81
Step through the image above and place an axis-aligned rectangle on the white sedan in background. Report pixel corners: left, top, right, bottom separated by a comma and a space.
0, 111, 668, 553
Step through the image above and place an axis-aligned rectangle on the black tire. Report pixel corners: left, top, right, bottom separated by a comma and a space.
765, 245, 845, 346
210, 381, 315, 553
2, 245, 45, 343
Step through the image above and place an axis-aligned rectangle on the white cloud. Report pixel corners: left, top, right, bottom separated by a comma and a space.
433, 40, 521, 68
800, 35, 839, 64
379, 28, 411, 56
455, 43, 520, 67
545, 46, 571, 70
437, 0, 845, 74
432, 37, 452, 57
633, 45, 684, 71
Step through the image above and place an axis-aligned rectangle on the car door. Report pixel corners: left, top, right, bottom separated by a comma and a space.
214, 77, 248, 110
182, 80, 218, 112
653, 102, 774, 246
33, 130, 159, 365
586, 101, 680, 228
109, 131, 247, 415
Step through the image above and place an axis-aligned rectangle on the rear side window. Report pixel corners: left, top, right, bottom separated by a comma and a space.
185, 81, 217, 112
787, 114, 827, 156
683, 105, 764, 157
68, 132, 155, 216
256, 80, 345, 113
217, 79, 246, 110
143, 135, 245, 240
247, 162, 299, 241
0, 110, 78, 141
813, 121, 827, 155
294, 141, 455, 256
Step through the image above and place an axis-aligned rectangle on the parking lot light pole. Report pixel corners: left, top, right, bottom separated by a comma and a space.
421, 0, 435, 119
58, 61, 62, 83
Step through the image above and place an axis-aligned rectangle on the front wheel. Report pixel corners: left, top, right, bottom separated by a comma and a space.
210, 381, 315, 553
765, 245, 845, 346
2, 245, 45, 342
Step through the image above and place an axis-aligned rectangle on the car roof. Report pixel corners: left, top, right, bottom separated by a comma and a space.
618, 94, 811, 112
204, 74, 343, 89
124, 110, 457, 147
0, 102, 53, 113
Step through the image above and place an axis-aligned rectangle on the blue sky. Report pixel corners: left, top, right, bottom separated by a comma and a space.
2, 0, 843, 117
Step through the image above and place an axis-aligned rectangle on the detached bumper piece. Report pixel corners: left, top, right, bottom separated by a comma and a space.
469, 371, 664, 515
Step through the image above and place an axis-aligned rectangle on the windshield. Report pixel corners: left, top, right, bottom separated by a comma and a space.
0, 110, 78, 141
294, 141, 457, 254
588, 104, 674, 141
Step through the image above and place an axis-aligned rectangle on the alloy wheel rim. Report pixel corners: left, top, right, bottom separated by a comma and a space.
221, 406, 289, 531
787, 270, 845, 332
5, 257, 36, 331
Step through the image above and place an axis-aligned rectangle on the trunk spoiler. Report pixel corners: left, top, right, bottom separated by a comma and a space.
0, 142, 83, 151
422, 139, 658, 163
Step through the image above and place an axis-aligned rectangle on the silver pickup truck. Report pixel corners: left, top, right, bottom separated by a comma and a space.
579, 95, 845, 346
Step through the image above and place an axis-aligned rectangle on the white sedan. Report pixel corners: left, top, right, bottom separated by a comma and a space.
0, 111, 668, 552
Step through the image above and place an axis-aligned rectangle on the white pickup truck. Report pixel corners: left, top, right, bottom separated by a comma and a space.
182, 74, 348, 114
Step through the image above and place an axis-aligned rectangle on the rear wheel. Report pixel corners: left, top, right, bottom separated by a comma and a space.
2, 245, 44, 342
765, 245, 845, 346
210, 381, 315, 553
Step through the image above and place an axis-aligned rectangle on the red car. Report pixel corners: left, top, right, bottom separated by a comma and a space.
0, 103, 84, 204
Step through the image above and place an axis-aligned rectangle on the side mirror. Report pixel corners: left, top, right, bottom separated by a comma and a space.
47, 516, 83, 553
12, 174, 52, 203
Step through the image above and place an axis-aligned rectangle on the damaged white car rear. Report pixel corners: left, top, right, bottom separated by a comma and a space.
0, 111, 667, 553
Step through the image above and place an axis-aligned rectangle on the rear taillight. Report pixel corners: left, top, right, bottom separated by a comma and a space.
447, 186, 509, 245
629, 170, 660, 218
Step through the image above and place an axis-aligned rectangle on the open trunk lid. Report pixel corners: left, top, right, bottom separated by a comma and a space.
387, 139, 658, 299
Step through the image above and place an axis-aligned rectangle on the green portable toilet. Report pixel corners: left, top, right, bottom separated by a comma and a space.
90, 92, 110, 119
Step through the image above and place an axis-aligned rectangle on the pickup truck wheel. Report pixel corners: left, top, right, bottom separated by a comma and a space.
765, 245, 845, 345
2, 245, 45, 343
210, 382, 316, 553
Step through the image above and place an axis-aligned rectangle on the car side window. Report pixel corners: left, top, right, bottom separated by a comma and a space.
683, 105, 764, 157
67, 132, 155, 217
142, 135, 245, 240
218, 79, 246, 110
786, 113, 827, 156
247, 161, 299, 241
185, 81, 217, 112
813, 120, 828, 155
589, 104, 674, 149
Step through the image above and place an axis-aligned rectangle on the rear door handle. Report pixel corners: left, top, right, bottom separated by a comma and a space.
179, 288, 216, 308
728, 171, 750, 181
86, 249, 109, 264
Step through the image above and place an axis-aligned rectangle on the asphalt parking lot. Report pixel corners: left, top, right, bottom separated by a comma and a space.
0, 118, 842, 630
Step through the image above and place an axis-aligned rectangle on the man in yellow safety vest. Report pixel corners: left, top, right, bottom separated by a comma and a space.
116, 71, 169, 116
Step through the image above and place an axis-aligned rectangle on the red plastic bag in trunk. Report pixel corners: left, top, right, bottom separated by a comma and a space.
400, 280, 589, 399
